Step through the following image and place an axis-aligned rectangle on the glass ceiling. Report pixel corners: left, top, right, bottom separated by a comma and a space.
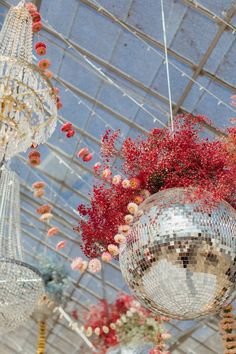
0, 0, 235, 352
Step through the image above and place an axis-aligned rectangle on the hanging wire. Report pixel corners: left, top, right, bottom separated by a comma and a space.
160, 0, 174, 131
90, 0, 236, 114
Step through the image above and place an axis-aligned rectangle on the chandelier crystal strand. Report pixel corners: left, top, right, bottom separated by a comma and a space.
0, 168, 44, 331
0, 2, 57, 162
0, 169, 22, 260
0, 3, 32, 61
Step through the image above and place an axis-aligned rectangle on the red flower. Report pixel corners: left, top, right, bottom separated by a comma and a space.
56, 241, 66, 250
35, 42, 46, 56
56, 96, 63, 110
29, 150, 40, 159
36, 204, 52, 215
66, 130, 75, 138
78, 148, 89, 158
38, 59, 51, 70
82, 293, 168, 353
28, 151, 41, 166
32, 21, 42, 33
29, 156, 41, 167
31, 11, 41, 23
36, 47, 46, 56
57, 101, 63, 110
32, 181, 45, 190
61, 122, 72, 132
83, 153, 93, 162
35, 42, 46, 50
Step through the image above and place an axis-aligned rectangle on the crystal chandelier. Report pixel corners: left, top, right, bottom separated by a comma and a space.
0, 1, 57, 161
0, 168, 44, 331
120, 188, 236, 320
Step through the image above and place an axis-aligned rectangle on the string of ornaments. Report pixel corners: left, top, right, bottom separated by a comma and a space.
26, 2, 63, 166
32, 182, 66, 252
220, 304, 236, 354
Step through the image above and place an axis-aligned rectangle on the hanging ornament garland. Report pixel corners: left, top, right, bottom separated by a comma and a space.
80, 293, 170, 354
74, 114, 236, 320
220, 304, 236, 354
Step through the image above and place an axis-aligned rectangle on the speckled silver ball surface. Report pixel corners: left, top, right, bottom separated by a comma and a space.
120, 188, 236, 320
107, 343, 153, 354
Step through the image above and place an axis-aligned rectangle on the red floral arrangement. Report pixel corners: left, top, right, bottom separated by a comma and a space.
82, 293, 170, 354
76, 114, 236, 260
25, 2, 63, 110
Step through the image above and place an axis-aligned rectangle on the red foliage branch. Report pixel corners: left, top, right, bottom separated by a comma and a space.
77, 114, 236, 259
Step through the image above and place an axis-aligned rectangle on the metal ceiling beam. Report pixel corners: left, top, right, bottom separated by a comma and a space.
173, 1, 236, 115
42, 34, 179, 110
0, 340, 27, 354
181, 0, 236, 32
3, 0, 233, 114
0, 1, 227, 137
168, 322, 219, 353
78, 0, 236, 92
56, 76, 226, 137
54, 77, 150, 134
0, 1, 235, 113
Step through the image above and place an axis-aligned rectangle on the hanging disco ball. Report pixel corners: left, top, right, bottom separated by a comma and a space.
120, 188, 236, 320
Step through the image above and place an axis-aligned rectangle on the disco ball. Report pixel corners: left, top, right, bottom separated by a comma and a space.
120, 188, 236, 320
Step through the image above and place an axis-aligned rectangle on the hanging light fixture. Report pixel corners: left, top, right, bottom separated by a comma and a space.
0, 1, 57, 161
120, 188, 236, 320
0, 168, 44, 331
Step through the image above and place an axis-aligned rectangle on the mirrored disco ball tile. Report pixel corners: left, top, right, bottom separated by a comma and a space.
120, 188, 236, 320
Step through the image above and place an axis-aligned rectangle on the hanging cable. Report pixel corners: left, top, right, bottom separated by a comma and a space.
160, 0, 174, 132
